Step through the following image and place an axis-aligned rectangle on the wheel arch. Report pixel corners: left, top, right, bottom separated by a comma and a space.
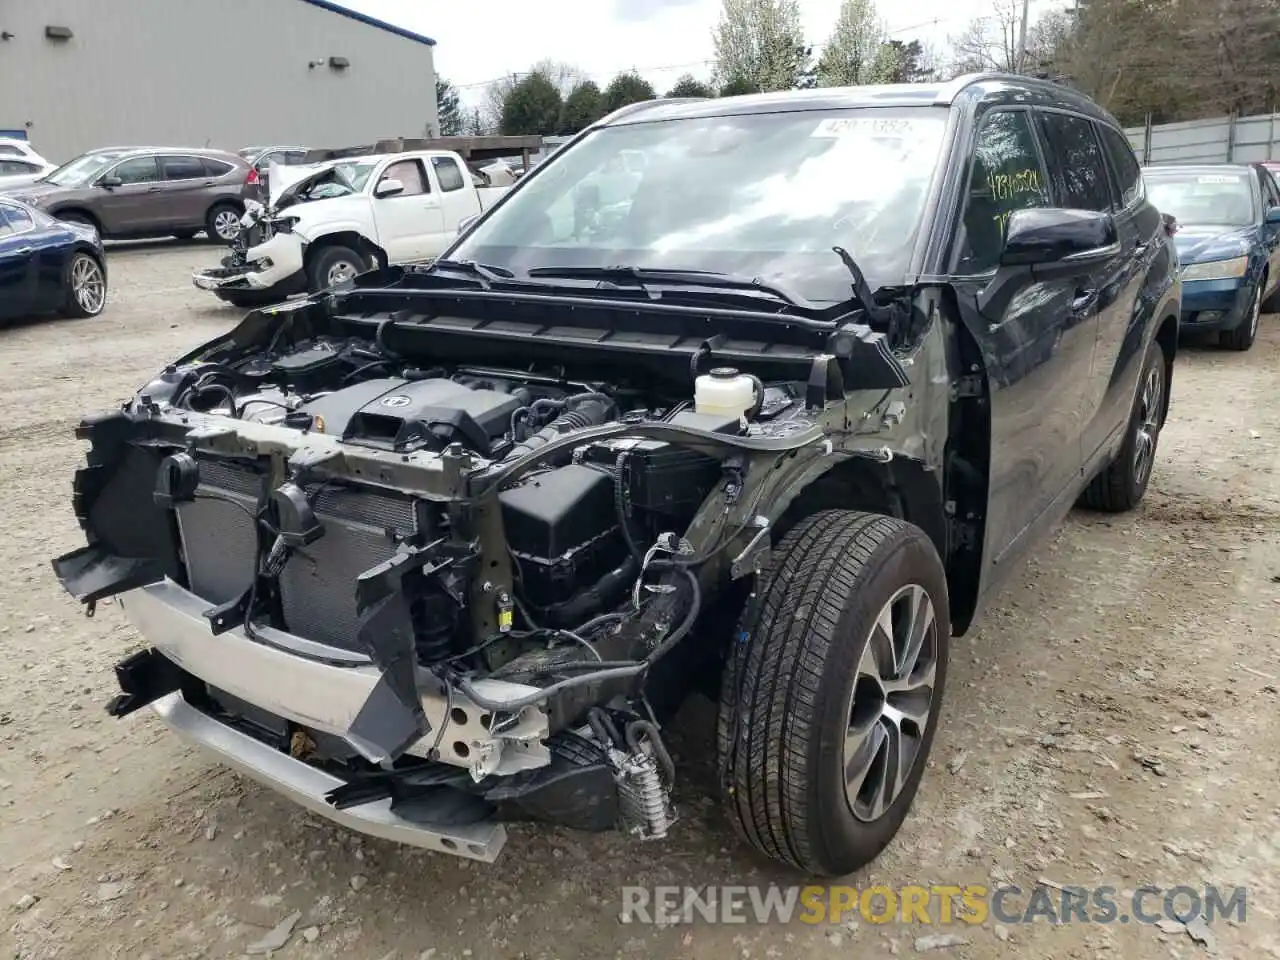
301, 230, 388, 274
49, 207, 102, 233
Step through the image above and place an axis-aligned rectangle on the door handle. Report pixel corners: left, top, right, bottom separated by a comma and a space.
1072, 288, 1100, 313
14, 246, 34, 257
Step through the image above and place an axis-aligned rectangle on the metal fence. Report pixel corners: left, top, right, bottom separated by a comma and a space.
1125, 111, 1280, 165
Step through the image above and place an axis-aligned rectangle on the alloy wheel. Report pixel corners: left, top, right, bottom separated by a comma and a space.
1133, 362, 1164, 486
71, 256, 105, 315
843, 583, 939, 823
212, 210, 241, 241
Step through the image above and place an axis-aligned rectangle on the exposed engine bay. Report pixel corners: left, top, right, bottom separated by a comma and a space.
52, 276, 917, 859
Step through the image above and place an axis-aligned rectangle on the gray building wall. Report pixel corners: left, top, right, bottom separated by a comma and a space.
0, 0, 437, 162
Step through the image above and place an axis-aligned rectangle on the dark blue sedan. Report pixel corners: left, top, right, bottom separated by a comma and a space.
0, 198, 107, 323
1143, 162, 1280, 351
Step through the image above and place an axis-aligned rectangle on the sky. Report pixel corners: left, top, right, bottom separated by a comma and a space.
335, 0, 1073, 106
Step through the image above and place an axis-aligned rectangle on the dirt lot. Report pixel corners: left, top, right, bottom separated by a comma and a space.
1, 242, 1278, 960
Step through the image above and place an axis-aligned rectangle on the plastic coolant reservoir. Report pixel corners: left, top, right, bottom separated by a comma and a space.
694, 367, 757, 418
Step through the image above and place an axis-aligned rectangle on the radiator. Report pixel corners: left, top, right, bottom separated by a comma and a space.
175, 460, 419, 653
175, 459, 263, 606
277, 485, 419, 650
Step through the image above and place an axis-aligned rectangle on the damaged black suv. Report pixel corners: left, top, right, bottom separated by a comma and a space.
53, 73, 1179, 877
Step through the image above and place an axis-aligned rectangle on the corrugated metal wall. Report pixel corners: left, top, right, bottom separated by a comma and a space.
0, 0, 437, 162
1125, 112, 1280, 166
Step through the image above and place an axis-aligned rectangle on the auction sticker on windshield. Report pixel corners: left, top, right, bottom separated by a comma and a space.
1197, 175, 1243, 184
811, 116, 917, 138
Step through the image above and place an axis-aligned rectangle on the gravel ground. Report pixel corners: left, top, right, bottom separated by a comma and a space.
1, 242, 1278, 960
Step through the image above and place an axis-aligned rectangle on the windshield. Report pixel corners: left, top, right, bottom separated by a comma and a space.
450, 107, 949, 300
1145, 170, 1257, 227
290, 160, 378, 202
42, 151, 128, 187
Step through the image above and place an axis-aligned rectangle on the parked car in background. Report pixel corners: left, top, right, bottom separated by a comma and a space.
1144, 162, 1280, 350
0, 138, 50, 167
238, 144, 309, 201
0, 147, 255, 243
192, 149, 510, 307
0, 197, 107, 322
0, 155, 56, 191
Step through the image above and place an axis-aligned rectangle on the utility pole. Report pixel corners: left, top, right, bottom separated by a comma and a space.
1016, 0, 1030, 73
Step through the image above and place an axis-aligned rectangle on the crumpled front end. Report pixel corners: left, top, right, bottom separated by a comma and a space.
51, 279, 912, 862
193, 203, 307, 297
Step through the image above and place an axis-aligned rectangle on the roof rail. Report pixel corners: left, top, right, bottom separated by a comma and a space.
599, 96, 709, 125
933, 72, 1019, 105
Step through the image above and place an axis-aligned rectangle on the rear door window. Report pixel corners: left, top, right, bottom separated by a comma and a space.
0, 159, 36, 175
953, 109, 1052, 275
431, 156, 466, 192
160, 155, 207, 181
1037, 112, 1113, 211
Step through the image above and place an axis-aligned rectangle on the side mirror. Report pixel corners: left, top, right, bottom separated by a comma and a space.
374, 178, 404, 199
457, 213, 479, 235
98, 176, 122, 189
978, 208, 1120, 319
1265, 206, 1280, 225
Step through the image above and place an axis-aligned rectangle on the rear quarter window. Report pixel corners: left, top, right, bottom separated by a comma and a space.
1097, 124, 1144, 208
203, 158, 235, 178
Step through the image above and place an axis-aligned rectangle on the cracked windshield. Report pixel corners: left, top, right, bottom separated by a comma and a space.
453, 107, 948, 299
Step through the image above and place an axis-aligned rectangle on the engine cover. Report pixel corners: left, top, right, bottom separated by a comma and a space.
301, 378, 522, 456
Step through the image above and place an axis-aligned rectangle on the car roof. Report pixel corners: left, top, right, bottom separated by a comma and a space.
1143, 163, 1257, 175
86, 145, 245, 161
599, 72, 1123, 129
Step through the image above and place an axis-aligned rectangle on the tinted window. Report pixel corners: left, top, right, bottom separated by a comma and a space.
2, 203, 33, 232
0, 144, 21, 156
1258, 167, 1280, 210
1037, 113, 1112, 211
432, 156, 466, 192
0, 159, 37, 175
1097, 124, 1144, 208
203, 158, 235, 178
955, 109, 1051, 274
286, 151, 308, 164
161, 155, 207, 180
110, 156, 160, 185
380, 159, 428, 196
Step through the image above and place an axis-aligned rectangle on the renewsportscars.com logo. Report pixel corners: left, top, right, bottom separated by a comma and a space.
619, 884, 1248, 927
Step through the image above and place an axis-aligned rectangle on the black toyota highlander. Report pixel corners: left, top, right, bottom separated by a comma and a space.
53, 73, 1179, 877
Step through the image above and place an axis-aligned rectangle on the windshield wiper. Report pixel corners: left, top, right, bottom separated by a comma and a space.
831, 246, 893, 327
525, 265, 807, 308
426, 258, 516, 289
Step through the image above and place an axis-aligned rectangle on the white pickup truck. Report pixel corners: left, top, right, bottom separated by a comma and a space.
193, 149, 509, 307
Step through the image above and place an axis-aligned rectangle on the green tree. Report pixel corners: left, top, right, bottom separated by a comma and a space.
559, 80, 605, 133
500, 71, 563, 135
435, 77, 464, 136
719, 75, 760, 96
712, 0, 811, 91
881, 39, 937, 83
666, 74, 716, 98
816, 0, 888, 86
602, 71, 657, 114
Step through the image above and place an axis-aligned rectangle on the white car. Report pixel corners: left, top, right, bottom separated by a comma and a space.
193, 150, 510, 308
0, 140, 55, 192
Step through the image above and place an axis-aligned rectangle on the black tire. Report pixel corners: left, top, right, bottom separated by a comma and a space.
1079, 339, 1167, 512
205, 203, 243, 245
62, 251, 107, 319
717, 510, 950, 877
306, 244, 367, 293
1219, 280, 1261, 351
1262, 275, 1280, 314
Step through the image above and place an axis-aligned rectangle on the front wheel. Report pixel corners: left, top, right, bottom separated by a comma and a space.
62, 252, 107, 318
306, 244, 368, 293
1079, 339, 1166, 512
717, 510, 950, 877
